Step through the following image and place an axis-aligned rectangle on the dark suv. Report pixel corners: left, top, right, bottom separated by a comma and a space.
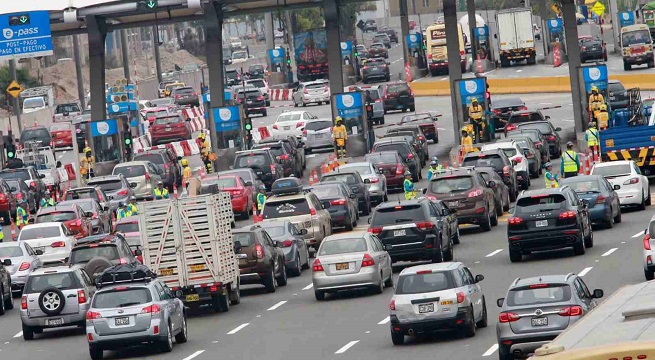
236, 88, 267, 117
383, 82, 415, 113
252, 141, 300, 178
372, 140, 421, 181
320, 170, 372, 215
362, 58, 391, 83
68, 233, 140, 277
133, 148, 182, 191
515, 121, 562, 159
608, 80, 629, 109
233, 225, 288, 293
507, 187, 593, 262
260, 135, 306, 172
462, 149, 518, 201
233, 149, 284, 190
368, 198, 456, 263
386, 125, 429, 166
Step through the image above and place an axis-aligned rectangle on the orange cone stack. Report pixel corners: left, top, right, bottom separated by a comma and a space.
10, 219, 16, 240
252, 203, 259, 222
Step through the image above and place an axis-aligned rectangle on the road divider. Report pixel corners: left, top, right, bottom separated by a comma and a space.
270, 89, 293, 101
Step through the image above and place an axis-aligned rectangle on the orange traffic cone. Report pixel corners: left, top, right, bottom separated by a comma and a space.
173, 183, 178, 199
10, 219, 15, 240
252, 203, 259, 223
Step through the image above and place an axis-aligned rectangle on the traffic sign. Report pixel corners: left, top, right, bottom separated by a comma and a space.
6, 80, 22, 98
0, 11, 53, 61
591, 1, 606, 16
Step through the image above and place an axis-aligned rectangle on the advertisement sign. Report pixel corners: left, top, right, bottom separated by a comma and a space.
454, 77, 489, 141
406, 34, 422, 49
107, 101, 138, 114
474, 26, 489, 40
340, 41, 352, 56
212, 105, 241, 133
619, 12, 635, 27
335, 92, 363, 119
582, 64, 608, 93
90, 120, 118, 137
268, 48, 285, 65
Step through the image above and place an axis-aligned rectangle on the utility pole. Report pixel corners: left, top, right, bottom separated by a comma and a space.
9, 60, 22, 134
120, 30, 131, 83
73, 35, 86, 110
153, 25, 163, 83
609, 0, 621, 54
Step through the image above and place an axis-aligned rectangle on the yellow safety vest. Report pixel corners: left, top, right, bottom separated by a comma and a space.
461, 136, 473, 154
183, 166, 192, 182
154, 188, 169, 199
469, 105, 483, 120
544, 171, 559, 188
333, 125, 347, 140
596, 111, 609, 129
586, 128, 599, 146
563, 150, 579, 173
16, 208, 28, 226
257, 192, 266, 211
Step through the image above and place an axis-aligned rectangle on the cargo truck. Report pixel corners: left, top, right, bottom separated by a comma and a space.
495, 8, 536, 67
294, 29, 329, 82
139, 193, 241, 311
19, 86, 55, 114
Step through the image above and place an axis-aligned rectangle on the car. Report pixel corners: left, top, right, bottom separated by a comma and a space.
374, 33, 392, 48
158, 80, 177, 98
49, 123, 73, 149
6, 179, 36, 215
216, 168, 264, 204
261, 177, 332, 250
590, 160, 651, 209
86, 175, 134, 212
504, 110, 548, 134
303, 118, 334, 153
233, 225, 288, 292
364, 19, 378, 32
231, 50, 248, 63
69, 233, 140, 277
272, 110, 316, 138
20, 126, 52, 148
0, 168, 47, 207
112, 161, 163, 200
515, 121, 563, 158
133, 148, 183, 192
507, 187, 593, 262
642, 214, 655, 280
400, 112, 440, 142
364, 151, 410, 192
35, 204, 94, 239
17, 222, 76, 265
236, 87, 267, 117
356, 44, 369, 61
338, 162, 388, 205
113, 218, 142, 262
0, 255, 12, 314
560, 175, 622, 228
171, 86, 199, 107
248, 64, 266, 79
163, 82, 185, 98
353, 85, 385, 125
482, 141, 530, 190
141, 107, 176, 125
204, 174, 253, 219
378, 28, 399, 43
372, 139, 421, 181
0, 242, 42, 297
86, 264, 187, 358
0, 179, 18, 223
608, 80, 629, 109
74, 114, 90, 149
59, 198, 112, 234
383, 82, 415, 113
252, 141, 300, 178
507, 130, 550, 165
149, 115, 192, 146
245, 78, 270, 106
312, 232, 393, 301
579, 36, 607, 62
320, 170, 372, 215
462, 149, 518, 201
256, 220, 311, 276
307, 182, 358, 230
233, 149, 284, 190
362, 57, 391, 84
293, 81, 331, 107
260, 134, 307, 172
496, 274, 603, 360
386, 125, 430, 165
369, 198, 457, 263
390, 262, 487, 344
490, 98, 526, 132
367, 43, 388, 59
476, 166, 511, 215
225, 69, 240, 86
146, 98, 179, 112
503, 137, 541, 178
381, 133, 426, 168
20, 265, 96, 340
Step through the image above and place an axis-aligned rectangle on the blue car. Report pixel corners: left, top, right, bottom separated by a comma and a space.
560, 175, 622, 228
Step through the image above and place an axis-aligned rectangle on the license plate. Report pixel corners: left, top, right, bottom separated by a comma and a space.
336, 262, 349, 270
56, 140, 64, 144
536, 220, 548, 227
186, 294, 200, 302
448, 201, 458, 208
165, 128, 171, 132
115, 317, 130, 326
315, 134, 323, 139
236, 253, 247, 259
160, 268, 174, 276
284, 126, 290, 130
418, 303, 435, 313
46, 318, 64, 326
531, 317, 548, 326
190, 264, 205, 272
394, 229, 406, 237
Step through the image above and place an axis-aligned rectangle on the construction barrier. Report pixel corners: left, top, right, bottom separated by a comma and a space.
270, 89, 293, 101
553, 42, 563, 68
64, 163, 76, 181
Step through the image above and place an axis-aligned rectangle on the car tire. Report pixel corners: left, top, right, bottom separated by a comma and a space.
509, 249, 522, 262
490, 208, 499, 226
584, 226, 594, 248
452, 227, 461, 245
391, 331, 405, 345
263, 268, 276, 293
409, 105, 415, 112
229, 280, 241, 305
314, 290, 325, 301
639, 193, 647, 211
480, 210, 492, 232
89, 346, 103, 360
646, 188, 652, 205
614, 208, 622, 223
345, 217, 354, 231
384, 272, 394, 288
646, 269, 655, 281
463, 306, 476, 338
84, 257, 114, 279
38, 287, 65, 316
0, 288, 5, 316
2, 211, 9, 225
291, 254, 302, 277
574, 237, 586, 256
175, 314, 188, 343
218, 292, 230, 312
496, 200, 503, 216
241, 210, 250, 220
476, 298, 488, 328
373, 273, 384, 294
160, 322, 174, 353
4, 289, 13, 310
362, 203, 370, 216
276, 263, 288, 286
431, 247, 444, 263
498, 346, 513, 360
606, 212, 614, 229
443, 237, 454, 261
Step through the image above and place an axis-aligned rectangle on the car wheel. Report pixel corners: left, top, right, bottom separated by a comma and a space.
391, 330, 404, 345
646, 269, 655, 281
452, 227, 461, 245
276, 263, 288, 286
431, 247, 444, 263
480, 210, 492, 232
314, 290, 325, 301
384, 272, 394, 288
584, 225, 594, 248
606, 211, 614, 229
639, 193, 647, 211
218, 292, 230, 312
496, 200, 503, 216
4, 289, 13, 310
0, 288, 4, 316
345, 216, 354, 231
241, 209, 250, 220
476, 298, 488, 328
498, 346, 513, 360
373, 272, 384, 294
89, 346, 103, 360
160, 322, 174, 353
490, 208, 499, 226
443, 237, 454, 261
409, 105, 415, 112
175, 314, 188, 343
574, 236, 586, 256
614, 207, 622, 223
509, 188, 517, 202
509, 249, 522, 262
503, 193, 510, 212
462, 306, 476, 338
263, 268, 276, 293
362, 203, 370, 216
291, 254, 302, 277
646, 187, 652, 205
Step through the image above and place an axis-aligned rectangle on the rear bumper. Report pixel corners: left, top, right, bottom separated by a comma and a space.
386, 235, 439, 262
22, 309, 88, 327
151, 131, 190, 144
231, 196, 249, 213
312, 266, 378, 292
498, 333, 560, 359
588, 204, 610, 222
301, 94, 330, 104
328, 208, 351, 226
500, 48, 536, 60
88, 323, 166, 349
617, 188, 642, 205
390, 308, 470, 335
509, 230, 582, 252
625, 53, 654, 65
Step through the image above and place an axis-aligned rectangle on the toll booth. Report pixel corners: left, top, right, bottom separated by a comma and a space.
209, 104, 245, 171
406, 34, 425, 69
454, 77, 491, 143
547, 18, 563, 44
331, 92, 369, 157
578, 64, 609, 127
475, 26, 491, 61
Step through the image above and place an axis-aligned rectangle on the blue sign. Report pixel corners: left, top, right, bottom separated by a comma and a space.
335, 92, 363, 118
475, 26, 489, 40
0, 11, 53, 60
458, 78, 485, 106
582, 65, 608, 93
579, 5, 589, 19
406, 34, 422, 50
268, 48, 285, 65
90, 120, 118, 137
620, 12, 635, 27
130, 118, 139, 127
202, 91, 231, 104
213, 105, 240, 133
107, 101, 138, 114
547, 18, 563, 32
340, 41, 352, 56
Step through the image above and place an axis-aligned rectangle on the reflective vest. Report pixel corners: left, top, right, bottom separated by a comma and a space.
563, 150, 579, 173
128, 203, 138, 214
16, 207, 28, 226
469, 104, 483, 120
586, 128, 599, 146
257, 192, 267, 211
40, 198, 55, 208
0, 225, 4, 241
544, 171, 559, 188
588, 94, 605, 110
596, 111, 609, 129
183, 166, 192, 183
117, 209, 132, 220
154, 188, 169, 200
461, 136, 473, 154
403, 179, 414, 200
427, 165, 443, 182
80, 156, 94, 175
333, 125, 347, 140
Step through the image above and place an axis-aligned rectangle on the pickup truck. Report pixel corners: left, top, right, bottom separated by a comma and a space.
53, 102, 82, 122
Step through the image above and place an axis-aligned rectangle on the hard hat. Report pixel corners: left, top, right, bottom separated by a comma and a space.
335, 116, 343, 122
130, 196, 137, 201
567, 141, 574, 147
431, 159, 438, 166
545, 162, 553, 168
404, 171, 412, 176
591, 86, 598, 92
157, 180, 164, 185
472, 98, 478, 103
83, 147, 92, 153
588, 121, 596, 127
197, 133, 205, 139
259, 185, 266, 190
599, 104, 607, 111
181, 158, 189, 166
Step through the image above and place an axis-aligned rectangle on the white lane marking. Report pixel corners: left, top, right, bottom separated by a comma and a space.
335, 340, 360, 354
306, 154, 318, 158
602, 248, 618, 257
182, 350, 206, 360
632, 231, 644, 238
516, 69, 523, 73
378, 316, 390, 325
227, 323, 250, 334
13, 331, 22, 338
579, 267, 593, 277
303, 283, 314, 290
486, 249, 503, 257
482, 344, 499, 357
267, 300, 287, 311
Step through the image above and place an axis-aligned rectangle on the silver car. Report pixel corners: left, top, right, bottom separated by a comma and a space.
312, 232, 393, 301
0, 242, 42, 296
337, 162, 388, 205
112, 161, 163, 200
20, 265, 96, 340
303, 118, 334, 153
292, 81, 331, 107
86, 266, 187, 359
87, 174, 135, 212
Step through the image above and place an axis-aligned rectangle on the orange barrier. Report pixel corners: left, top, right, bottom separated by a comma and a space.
64, 163, 76, 181
553, 43, 563, 68
180, 141, 192, 157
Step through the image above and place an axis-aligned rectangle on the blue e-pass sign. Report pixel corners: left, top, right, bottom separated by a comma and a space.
268, 48, 285, 65
406, 34, 421, 49
340, 41, 352, 56
0, 11, 53, 61
458, 78, 485, 106
619, 12, 635, 27
213, 105, 241, 133
335, 92, 363, 118
582, 65, 608, 93
547, 18, 563, 32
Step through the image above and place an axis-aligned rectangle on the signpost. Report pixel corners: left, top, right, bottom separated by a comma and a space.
6, 80, 22, 98
0, 11, 53, 61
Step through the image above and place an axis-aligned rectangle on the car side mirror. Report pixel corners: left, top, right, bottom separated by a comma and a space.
300, 229, 308, 235
364, 179, 371, 184
383, 244, 393, 251
497, 298, 504, 307
85, 211, 94, 218
511, 160, 518, 166
377, 168, 384, 174
130, 183, 138, 188
581, 199, 590, 207
322, 202, 331, 209
555, 127, 562, 131
103, 206, 109, 211
487, 180, 496, 188
475, 274, 484, 283
545, 115, 551, 120
10, 187, 16, 192
592, 289, 604, 299
613, 184, 620, 190
494, 34, 498, 39
245, 181, 253, 186
523, 149, 530, 156
175, 290, 183, 298
35, 249, 44, 255
234, 240, 242, 254
134, 249, 143, 256
2, 259, 11, 266
39, 174, 46, 179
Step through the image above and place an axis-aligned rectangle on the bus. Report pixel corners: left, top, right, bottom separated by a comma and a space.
530, 281, 655, 360
425, 23, 466, 76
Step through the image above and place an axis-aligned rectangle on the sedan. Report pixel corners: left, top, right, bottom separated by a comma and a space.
561, 175, 622, 228
367, 43, 388, 59
58, 198, 112, 234
365, 151, 409, 192
49, 123, 73, 149
307, 182, 359, 231
258, 220, 310, 276
149, 115, 192, 146
579, 36, 607, 62
200, 175, 253, 219
590, 160, 650, 209
0, 242, 42, 296
216, 168, 264, 204
338, 162, 388, 205
312, 232, 393, 301
292, 81, 331, 107
320, 170, 372, 216
271, 111, 316, 138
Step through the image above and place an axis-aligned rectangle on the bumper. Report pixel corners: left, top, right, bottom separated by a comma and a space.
390, 308, 470, 335
582, 50, 604, 59
245, 106, 267, 115
151, 131, 190, 144
386, 177, 405, 190
87, 322, 166, 349
387, 237, 439, 262
10, 275, 26, 293
37, 252, 69, 264
312, 266, 378, 291
306, 139, 334, 150
231, 196, 249, 213
625, 53, 654, 65
509, 230, 582, 252
588, 204, 610, 222
384, 100, 415, 111
498, 333, 560, 359
176, 98, 200, 106
363, 73, 389, 81
22, 309, 88, 327
134, 184, 154, 200
53, 138, 73, 148
302, 94, 330, 104
328, 208, 351, 226
239, 265, 268, 284
366, 184, 385, 198
617, 188, 642, 205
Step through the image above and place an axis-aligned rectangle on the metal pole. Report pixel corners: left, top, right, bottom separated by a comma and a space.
73, 35, 86, 110
325, 0, 344, 95
467, 0, 479, 63
562, 0, 584, 135
205, 1, 225, 170
120, 29, 131, 83
153, 25, 163, 83
609, 0, 621, 54
265, 12, 275, 48
444, 0, 464, 144
70, 122, 82, 187
9, 60, 22, 133
400, 0, 410, 73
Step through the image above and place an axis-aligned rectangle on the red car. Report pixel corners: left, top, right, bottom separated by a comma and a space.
142, 107, 176, 126
50, 123, 73, 148
201, 175, 253, 220
114, 217, 143, 263
365, 151, 410, 192
0, 179, 17, 225
34, 204, 93, 239
149, 115, 192, 146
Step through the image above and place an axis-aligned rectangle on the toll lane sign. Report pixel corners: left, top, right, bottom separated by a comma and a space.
0, 11, 53, 61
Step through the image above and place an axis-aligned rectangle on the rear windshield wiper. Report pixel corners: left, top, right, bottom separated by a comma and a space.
118, 302, 142, 307
604, 174, 630, 179
395, 218, 414, 223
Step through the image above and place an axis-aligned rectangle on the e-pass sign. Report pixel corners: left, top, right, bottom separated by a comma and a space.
0, 11, 53, 61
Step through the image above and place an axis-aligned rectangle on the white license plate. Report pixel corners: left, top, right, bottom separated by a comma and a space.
284, 126, 290, 130
165, 128, 171, 132
448, 201, 458, 208
536, 220, 548, 227
531, 317, 548, 326
315, 134, 323, 139
56, 140, 64, 144
394, 229, 406, 237
418, 303, 434, 313
46, 318, 64, 326
236, 254, 247, 259
115, 317, 130, 326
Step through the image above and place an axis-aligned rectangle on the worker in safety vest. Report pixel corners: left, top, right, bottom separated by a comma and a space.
461, 129, 473, 155
80, 147, 95, 183
560, 142, 580, 178
198, 132, 213, 174
40, 192, 55, 208
16, 200, 29, 230
181, 158, 193, 188
403, 171, 415, 200
256, 185, 267, 214
153, 181, 170, 200
468, 98, 485, 142
585, 121, 599, 158
333, 116, 348, 159
427, 157, 443, 182
128, 196, 138, 215
0, 222, 4, 242
116, 202, 132, 220
544, 162, 559, 188
588, 86, 605, 116
596, 104, 609, 130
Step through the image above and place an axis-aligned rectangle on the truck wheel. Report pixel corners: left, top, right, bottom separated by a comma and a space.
624, 61, 631, 71
218, 293, 230, 312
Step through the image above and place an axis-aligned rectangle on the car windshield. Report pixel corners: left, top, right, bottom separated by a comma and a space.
253, 145, 283, 157
149, 99, 174, 106
366, 152, 399, 165
622, 30, 651, 46
23, 98, 45, 109
19, 226, 61, 240
226, 71, 237, 79
306, 121, 332, 131
262, 198, 311, 219
609, 83, 625, 93
248, 80, 265, 88
36, 211, 78, 223
233, 232, 256, 247
430, 176, 474, 194
236, 154, 269, 167
510, 113, 543, 123
319, 238, 367, 255
309, 184, 342, 199
21, 128, 50, 142
0, 171, 30, 181
371, 205, 424, 227
26, 273, 79, 294
375, 143, 408, 157
154, 116, 182, 125
515, 194, 567, 213
114, 165, 146, 178
322, 174, 358, 185
340, 165, 372, 175
0, 245, 23, 257
145, 110, 169, 119
64, 190, 97, 201
232, 52, 247, 59
462, 155, 504, 169
88, 180, 123, 192
396, 271, 454, 295
93, 288, 152, 308
518, 123, 552, 135
507, 285, 572, 306
591, 164, 631, 177
563, 179, 602, 193
115, 222, 139, 233
277, 113, 302, 122
70, 245, 119, 264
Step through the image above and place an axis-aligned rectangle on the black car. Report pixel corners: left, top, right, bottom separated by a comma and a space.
507, 187, 593, 262
171, 86, 200, 107
133, 148, 182, 191
608, 80, 629, 110
252, 141, 300, 178
507, 130, 550, 164
476, 167, 511, 214
579, 36, 607, 63
504, 110, 547, 133
386, 125, 429, 165
462, 149, 518, 201
236, 88, 267, 117
233, 149, 284, 190
381, 134, 426, 168
372, 139, 421, 182
68, 233, 140, 277
19, 126, 51, 149
0, 256, 12, 315
73, 113, 90, 151
260, 135, 306, 171
362, 58, 390, 84
255, 220, 310, 276
307, 182, 358, 230
320, 170, 372, 215
225, 69, 240, 86
383, 82, 415, 113
368, 198, 456, 263
378, 28, 399, 43
515, 121, 562, 158
248, 64, 266, 79
490, 98, 526, 131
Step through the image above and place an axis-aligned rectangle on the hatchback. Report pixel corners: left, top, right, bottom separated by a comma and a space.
307, 182, 359, 231
112, 161, 163, 200
69, 234, 140, 277
338, 162, 388, 205
272, 110, 317, 138
365, 151, 410, 192
236, 88, 267, 117
58, 198, 112, 234
590, 160, 651, 209
149, 115, 191, 146
216, 168, 264, 204
252, 141, 301, 178
293, 81, 331, 107
86, 175, 134, 212
303, 118, 334, 153
462, 149, 518, 201
200, 175, 253, 219
482, 141, 530, 190
18, 222, 76, 265
0, 257, 13, 315
50, 123, 73, 149
233, 226, 288, 293
491, 98, 526, 132
514, 121, 562, 159
0, 242, 42, 296
507, 130, 550, 164
256, 220, 310, 277
367, 44, 388, 59
233, 149, 284, 190
141, 107, 176, 125
505, 110, 547, 134
245, 78, 270, 105
400, 112, 439, 142
320, 170, 372, 215
374, 33, 392, 48
261, 135, 307, 171
383, 82, 415, 113
386, 125, 429, 165
133, 148, 182, 191
476, 167, 511, 215
560, 175, 622, 228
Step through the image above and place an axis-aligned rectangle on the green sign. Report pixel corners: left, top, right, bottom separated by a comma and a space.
19, 16, 27, 24
146, 0, 157, 9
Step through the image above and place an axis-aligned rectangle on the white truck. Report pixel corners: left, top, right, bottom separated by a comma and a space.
19, 86, 55, 114
495, 8, 536, 67
138, 193, 241, 311
53, 102, 82, 123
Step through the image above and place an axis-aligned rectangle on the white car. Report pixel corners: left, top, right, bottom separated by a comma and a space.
246, 79, 270, 106
481, 141, 530, 190
271, 110, 317, 138
292, 81, 331, 107
231, 51, 248, 64
642, 214, 655, 280
590, 160, 651, 209
17, 223, 75, 265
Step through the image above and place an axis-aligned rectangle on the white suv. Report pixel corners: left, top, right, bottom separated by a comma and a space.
591, 160, 651, 209
482, 141, 530, 190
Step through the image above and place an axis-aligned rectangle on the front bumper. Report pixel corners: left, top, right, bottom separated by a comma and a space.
390, 307, 470, 335
312, 266, 378, 291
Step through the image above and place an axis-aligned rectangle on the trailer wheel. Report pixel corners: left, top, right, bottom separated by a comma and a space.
218, 293, 230, 312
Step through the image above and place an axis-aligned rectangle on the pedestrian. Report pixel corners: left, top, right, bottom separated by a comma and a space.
16, 200, 29, 230
116, 202, 131, 220
427, 157, 442, 182
544, 162, 559, 188
256, 185, 267, 215
80, 147, 95, 184
153, 181, 170, 200
585, 121, 599, 159
561, 141, 580, 178
461, 129, 473, 155
128, 196, 138, 215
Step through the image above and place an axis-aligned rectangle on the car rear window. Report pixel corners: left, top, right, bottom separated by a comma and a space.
366, 153, 399, 165
518, 123, 552, 135
374, 143, 409, 157
133, 154, 165, 165
371, 204, 425, 227
262, 198, 311, 219
396, 271, 454, 295
370, 44, 385, 49
203, 177, 237, 188
507, 284, 572, 306
19, 226, 61, 240
56, 104, 80, 113
492, 99, 524, 108
236, 154, 269, 167
509, 112, 543, 123
562, 180, 601, 193
248, 80, 266, 88
115, 222, 139, 234
515, 132, 541, 142
515, 194, 567, 214
21, 128, 51, 143
462, 154, 504, 169
306, 121, 332, 131
321, 174, 358, 185
496, 147, 517, 158
306, 83, 325, 89
226, 71, 237, 79
308, 184, 342, 199
0, 245, 23, 257
430, 176, 474, 194
365, 90, 380, 101
114, 165, 147, 178
277, 113, 302, 122
260, 225, 286, 238
88, 180, 122, 192
0, 170, 30, 181
93, 288, 152, 308
254, 145, 283, 157
649, 220, 655, 236
591, 164, 631, 177
319, 238, 367, 255
154, 116, 182, 125
608, 82, 625, 92
36, 211, 78, 223
238, 90, 260, 99
233, 232, 256, 247
175, 87, 194, 94
341, 165, 372, 175
25, 272, 80, 294
70, 245, 120, 264
387, 83, 410, 93
219, 170, 253, 181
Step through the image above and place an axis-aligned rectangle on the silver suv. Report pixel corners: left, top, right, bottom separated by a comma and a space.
389, 262, 487, 345
496, 274, 604, 360
86, 264, 187, 360
20, 265, 96, 340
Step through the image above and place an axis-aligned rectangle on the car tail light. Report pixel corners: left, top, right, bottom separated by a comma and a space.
456, 291, 465, 303
369, 177, 379, 183
303, 129, 307, 136
255, 244, 264, 259
18, 262, 30, 271
30, 181, 36, 188
644, 234, 651, 250
141, 304, 161, 316
559, 305, 583, 317
525, 152, 534, 159
312, 258, 324, 272
389, 299, 396, 311
508, 217, 524, 225
459, 50, 465, 56
117, 189, 129, 196
0, 193, 6, 203
51, 241, 66, 248
330, 199, 346, 206
514, 157, 522, 163
145, 173, 151, 181
407, 153, 414, 160
119, 257, 128, 265
310, 208, 317, 216
175, 95, 181, 99
383, 87, 389, 99
91, 213, 98, 219
272, 125, 278, 130
416, 221, 435, 230
506, 124, 517, 132
78, 290, 87, 304
581, 46, 586, 51
396, 165, 404, 175
493, 109, 502, 115
257, 96, 264, 101
75, 219, 82, 226
518, 106, 528, 111
281, 240, 293, 247
164, 163, 170, 174
624, 178, 639, 185
468, 189, 483, 198
209, 285, 218, 292
499, 312, 520, 323
296, 122, 304, 128
559, 211, 577, 219
361, 253, 375, 267
21, 295, 27, 310
417, 135, 424, 141
303, 88, 308, 94
86, 311, 102, 320
14, 193, 21, 200
503, 166, 510, 176
548, 135, 556, 141
270, 164, 276, 175
428, 53, 433, 59
368, 227, 382, 235
595, 195, 606, 202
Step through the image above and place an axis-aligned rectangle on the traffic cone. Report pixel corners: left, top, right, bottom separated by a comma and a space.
252, 203, 259, 223
333, 156, 339, 169
578, 154, 586, 175
10, 219, 16, 241
173, 183, 178, 199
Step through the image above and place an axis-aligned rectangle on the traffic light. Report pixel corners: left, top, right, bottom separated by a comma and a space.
286, 55, 291, 66
6, 143, 15, 159
244, 117, 253, 132
485, 83, 491, 107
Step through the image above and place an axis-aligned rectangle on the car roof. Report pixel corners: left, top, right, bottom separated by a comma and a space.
375, 139, 411, 146
592, 160, 633, 168
376, 198, 428, 209
278, 110, 307, 115
399, 262, 462, 276
516, 121, 549, 126
30, 265, 76, 276
511, 274, 574, 288
520, 188, 569, 197
22, 222, 63, 230
75, 234, 122, 246
510, 110, 540, 116
115, 161, 150, 167
235, 149, 271, 155
135, 148, 168, 155
339, 162, 372, 168
267, 192, 307, 201
323, 231, 368, 242
88, 175, 122, 182
560, 174, 603, 182
37, 205, 78, 214
433, 167, 477, 178
324, 170, 360, 177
